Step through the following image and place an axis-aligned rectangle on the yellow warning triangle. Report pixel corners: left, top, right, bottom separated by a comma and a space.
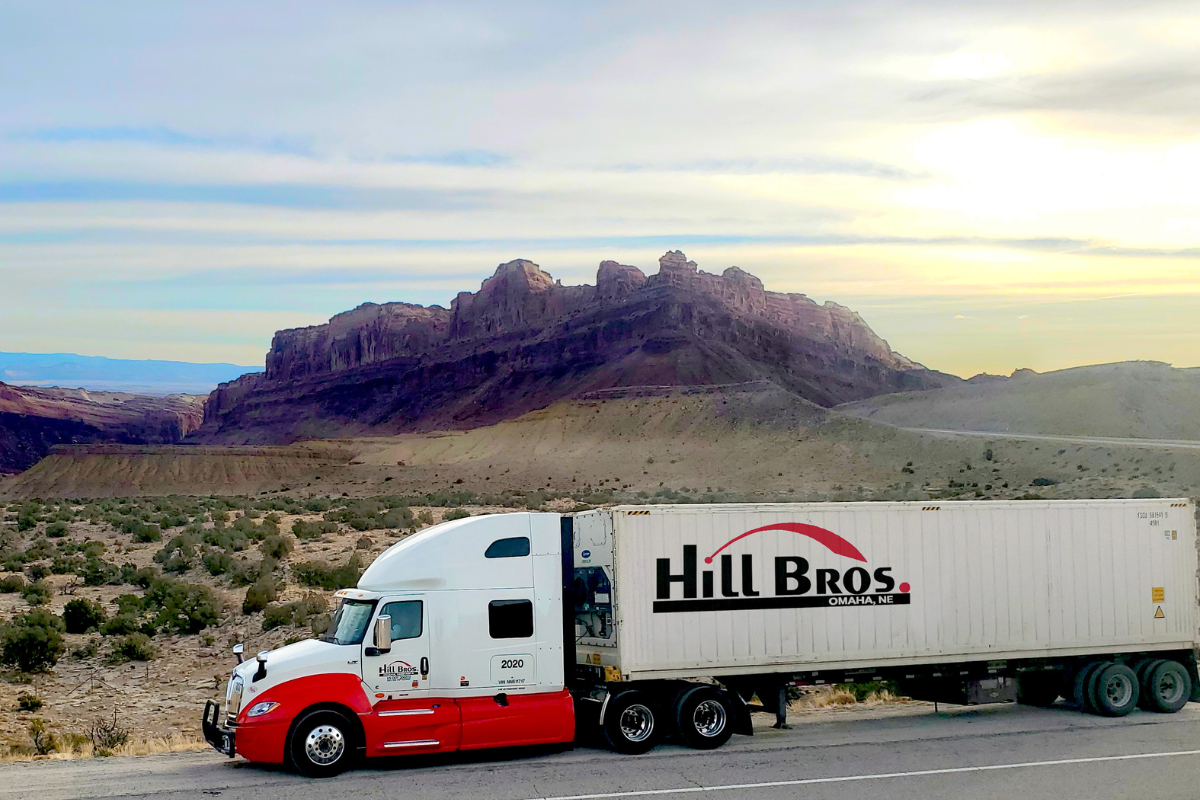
1154, 606, 1165, 619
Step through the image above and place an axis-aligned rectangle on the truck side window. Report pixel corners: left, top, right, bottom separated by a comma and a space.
488, 600, 533, 638
485, 537, 530, 558
379, 601, 423, 640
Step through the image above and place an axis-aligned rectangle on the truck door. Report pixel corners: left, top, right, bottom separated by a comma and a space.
360, 596, 461, 754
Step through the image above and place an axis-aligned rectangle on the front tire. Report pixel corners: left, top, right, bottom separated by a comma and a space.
674, 686, 734, 750
603, 691, 661, 755
288, 710, 356, 778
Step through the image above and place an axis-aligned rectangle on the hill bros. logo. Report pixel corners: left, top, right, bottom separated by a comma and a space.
653, 522, 912, 613
379, 660, 419, 681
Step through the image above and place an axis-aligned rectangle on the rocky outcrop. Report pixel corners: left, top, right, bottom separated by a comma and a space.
0, 383, 206, 472
197, 251, 958, 443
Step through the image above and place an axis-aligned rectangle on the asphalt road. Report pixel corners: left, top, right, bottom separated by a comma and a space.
5, 703, 1200, 800
900, 427, 1200, 451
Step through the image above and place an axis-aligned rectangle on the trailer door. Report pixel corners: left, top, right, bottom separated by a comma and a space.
361, 595, 461, 754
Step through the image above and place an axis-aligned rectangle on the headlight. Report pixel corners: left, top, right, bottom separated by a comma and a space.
246, 701, 280, 718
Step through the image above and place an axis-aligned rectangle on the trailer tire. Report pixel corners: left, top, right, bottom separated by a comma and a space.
1135, 659, 1164, 709
1072, 662, 1104, 710
287, 709, 358, 778
1144, 660, 1191, 714
603, 691, 661, 755
674, 686, 734, 750
1016, 674, 1061, 707
1090, 663, 1139, 717
1083, 662, 1113, 715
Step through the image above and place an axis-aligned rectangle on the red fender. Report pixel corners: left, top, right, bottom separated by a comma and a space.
236, 673, 370, 764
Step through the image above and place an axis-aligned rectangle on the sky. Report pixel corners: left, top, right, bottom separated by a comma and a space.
2, 0, 1199, 377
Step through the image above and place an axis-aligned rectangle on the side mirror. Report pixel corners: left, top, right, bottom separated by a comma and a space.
374, 615, 392, 653
253, 650, 268, 682
233, 643, 244, 664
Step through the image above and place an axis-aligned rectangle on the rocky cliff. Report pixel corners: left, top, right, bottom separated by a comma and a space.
0, 383, 206, 472
198, 251, 957, 443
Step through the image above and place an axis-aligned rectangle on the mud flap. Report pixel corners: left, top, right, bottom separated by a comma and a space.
721, 688, 754, 736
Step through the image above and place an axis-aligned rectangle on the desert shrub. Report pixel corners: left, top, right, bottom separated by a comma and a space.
261, 533, 294, 560
100, 614, 140, 636
1031, 477, 1059, 486
304, 498, 331, 513
21, 580, 52, 606
2, 551, 28, 571
17, 692, 43, 711
355, 536, 373, 550
444, 508, 471, 522
0, 609, 66, 672
110, 633, 155, 663
1132, 485, 1161, 499
0, 574, 25, 593
118, 564, 158, 588
71, 640, 98, 660
379, 506, 414, 529
243, 576, 277, 614
292, 554, 364, 591
203, 550, 234, 576
80, 557, 120, 586
132, 523, 163, 543
145, 578, 218, 634
292, 520, 338, 540
63, 598, 107, 634
50, 555, 83, 575
262, 595, 327, 631
203, 527, 248, 552
113, 594, 143, 615
29, 718, 57, 755
26, 563, 48, 582
86, 712, 130, 755
45, 521, 69, 538
417, 510, 434, 526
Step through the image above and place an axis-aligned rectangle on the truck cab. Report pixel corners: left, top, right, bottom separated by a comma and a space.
204, 512, 575, 777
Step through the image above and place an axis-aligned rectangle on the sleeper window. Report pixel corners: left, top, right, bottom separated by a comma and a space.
488, 599, 533, 638
485, 537, 530, 558
379, 600, 423, 641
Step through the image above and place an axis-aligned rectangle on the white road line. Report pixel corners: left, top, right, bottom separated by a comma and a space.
534, 749, 1200, 800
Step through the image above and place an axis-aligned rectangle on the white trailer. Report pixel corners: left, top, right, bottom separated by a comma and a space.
205, 498, 1200, 777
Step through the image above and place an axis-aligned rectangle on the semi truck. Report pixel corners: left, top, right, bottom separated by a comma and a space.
204, 499, 1200, 777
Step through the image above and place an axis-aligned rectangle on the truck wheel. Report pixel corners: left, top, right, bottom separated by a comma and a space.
1083, 662, 1113, 715
288, 709, 357, 778
1090, 663, 1139, 717
1016, 674, 1061, 707
1143, 660, 1192, 713
1135, 659, 1164, 709
675, 686, 734, 750
603, 692, 661, 755
1072, 662, 1104, 709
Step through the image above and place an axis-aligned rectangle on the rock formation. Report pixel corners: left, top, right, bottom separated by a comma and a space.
197, 251, 957, 444
0, 383, 206, 472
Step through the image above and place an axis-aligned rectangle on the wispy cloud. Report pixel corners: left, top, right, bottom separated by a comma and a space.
604, 156, 923, 180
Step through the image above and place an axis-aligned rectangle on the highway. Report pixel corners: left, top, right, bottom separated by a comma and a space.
4, 703, 1200, 800
900, 427, 1200, 451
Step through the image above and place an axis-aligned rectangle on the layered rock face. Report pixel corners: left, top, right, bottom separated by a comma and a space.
0, 383, 206, 472
198, 251, 956, 443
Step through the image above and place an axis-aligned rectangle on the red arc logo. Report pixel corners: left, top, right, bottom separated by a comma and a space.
704, 523, 868, 564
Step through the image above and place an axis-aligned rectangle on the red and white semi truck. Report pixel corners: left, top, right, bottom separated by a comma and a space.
204, 499, 1199, 776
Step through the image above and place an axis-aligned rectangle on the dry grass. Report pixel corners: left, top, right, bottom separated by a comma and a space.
2, 734, 205, 763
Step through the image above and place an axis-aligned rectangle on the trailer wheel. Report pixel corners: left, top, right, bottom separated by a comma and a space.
1143, 660, 1192, 714
603, 691, 661, 755
1016, 674, 1061, 707
1135, 659, 1165, 710
1090, 663, 1139, 717
1083, 662, 1113, 715
288, 709, 357, 778
674, 686, 734, 750
1072, 662, 1104, 710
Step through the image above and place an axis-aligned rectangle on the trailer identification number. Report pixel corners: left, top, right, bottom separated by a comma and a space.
491, 654, 533, 686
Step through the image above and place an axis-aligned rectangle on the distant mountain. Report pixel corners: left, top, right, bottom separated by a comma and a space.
196, 251, 958, 444
0, 382, 206, 473
837, 361, 1200, 440
0, 351, 258, 395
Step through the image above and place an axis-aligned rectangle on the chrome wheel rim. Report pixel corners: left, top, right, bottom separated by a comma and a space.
620, 704, 654, 743
1105, 674, 1132, 707
305, 724, 345, 765
1157, 672, 1184, 704
692, 699, 727, 738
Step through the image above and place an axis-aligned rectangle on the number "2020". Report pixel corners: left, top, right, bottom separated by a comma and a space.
500, 658, 524, 669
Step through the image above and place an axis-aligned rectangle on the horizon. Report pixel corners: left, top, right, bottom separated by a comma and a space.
3, 1, 1199, 377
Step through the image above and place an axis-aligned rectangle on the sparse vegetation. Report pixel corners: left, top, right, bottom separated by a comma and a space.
63, 598, 107, 633
0, 609, 66, 672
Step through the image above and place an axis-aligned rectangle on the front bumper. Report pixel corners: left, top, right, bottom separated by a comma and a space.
202, 700, 236, 757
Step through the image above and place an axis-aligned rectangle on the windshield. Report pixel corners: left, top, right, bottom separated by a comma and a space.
323, 599, 377, 645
